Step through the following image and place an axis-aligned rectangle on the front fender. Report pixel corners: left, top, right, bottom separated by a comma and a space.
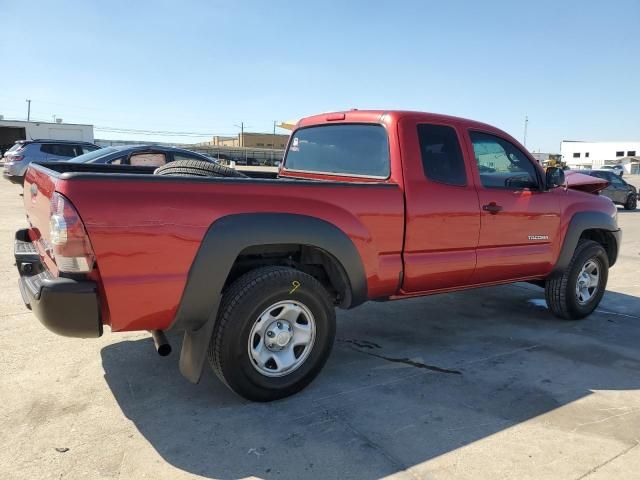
552, 211, 621, 275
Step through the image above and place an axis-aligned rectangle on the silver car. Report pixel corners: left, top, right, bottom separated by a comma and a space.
2, 139, 100, 184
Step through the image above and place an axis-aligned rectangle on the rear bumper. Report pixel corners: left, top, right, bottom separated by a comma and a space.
14, 229, 102, 338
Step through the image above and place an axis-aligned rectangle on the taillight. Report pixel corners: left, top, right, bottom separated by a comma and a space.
49, 192, 95, 273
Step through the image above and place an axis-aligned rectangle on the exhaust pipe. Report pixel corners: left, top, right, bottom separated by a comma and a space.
150, 330, 172, 356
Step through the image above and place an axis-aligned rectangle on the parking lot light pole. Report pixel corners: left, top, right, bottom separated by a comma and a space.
26, 99, 31, 122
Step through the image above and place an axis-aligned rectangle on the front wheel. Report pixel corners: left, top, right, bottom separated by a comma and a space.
624, 194, 637, 210
208, 266, 336, 401
545, 240, 609, 320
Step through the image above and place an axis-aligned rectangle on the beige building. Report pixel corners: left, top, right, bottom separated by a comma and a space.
209, 132, 290, 149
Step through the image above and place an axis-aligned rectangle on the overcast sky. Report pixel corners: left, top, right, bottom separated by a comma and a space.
1, 0, 638, 151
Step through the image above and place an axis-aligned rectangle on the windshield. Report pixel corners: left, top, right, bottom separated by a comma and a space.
284, 124, 390, 178
68, 147, 117, 163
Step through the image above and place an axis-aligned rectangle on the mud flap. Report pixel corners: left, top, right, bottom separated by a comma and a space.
179, 313, 218, 383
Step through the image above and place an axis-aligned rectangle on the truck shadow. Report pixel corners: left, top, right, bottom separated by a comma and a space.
101, 284, 640, 479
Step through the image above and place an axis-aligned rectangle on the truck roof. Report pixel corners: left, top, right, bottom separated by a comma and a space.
297, 110, 498, 131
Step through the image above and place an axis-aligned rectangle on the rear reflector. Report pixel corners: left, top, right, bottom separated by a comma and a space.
49, 192, 95, 273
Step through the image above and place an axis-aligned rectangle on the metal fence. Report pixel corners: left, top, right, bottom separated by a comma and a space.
186, 145, 285, 167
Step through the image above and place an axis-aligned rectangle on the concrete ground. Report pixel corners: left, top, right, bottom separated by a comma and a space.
1, 177, 639, 480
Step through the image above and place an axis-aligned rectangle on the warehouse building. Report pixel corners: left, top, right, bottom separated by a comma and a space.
208, 132, 290, 149
0, 118, 94, 155
561, 140, 640, 172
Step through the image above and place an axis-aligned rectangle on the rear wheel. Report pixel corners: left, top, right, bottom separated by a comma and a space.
208, 266, 336, 401
624, 194, 637, 210
154, 159, 247, 178
545, 240, 609, 320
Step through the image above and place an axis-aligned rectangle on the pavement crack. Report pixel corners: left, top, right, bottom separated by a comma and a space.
571, 408, 640, 432
338, 338, 382, 349
353, 348, 462, 375
575, 441, 639, 480
336, 413, 421, 480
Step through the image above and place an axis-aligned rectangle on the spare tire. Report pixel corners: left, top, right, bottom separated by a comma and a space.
154, 159, 248, 178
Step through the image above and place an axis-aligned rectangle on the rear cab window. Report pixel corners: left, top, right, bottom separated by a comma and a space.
284, 124, 390, 178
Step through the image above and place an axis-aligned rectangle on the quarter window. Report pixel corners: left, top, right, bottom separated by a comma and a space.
470, 132, 539, 189
417, 124, 466, 186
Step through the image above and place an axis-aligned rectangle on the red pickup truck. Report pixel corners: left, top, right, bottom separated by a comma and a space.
15, 110, 621, 401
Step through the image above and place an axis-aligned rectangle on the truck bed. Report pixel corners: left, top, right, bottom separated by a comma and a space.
24, 162, 405, 332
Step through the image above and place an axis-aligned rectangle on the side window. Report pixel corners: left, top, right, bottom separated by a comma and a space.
41, 144, 77, 157
609, 174, 625, 186
417, 124, 466, 186
108, 156, 124, 165
82, 145, 99, 154
470, 132, 539, 189
129, 152, 166, 166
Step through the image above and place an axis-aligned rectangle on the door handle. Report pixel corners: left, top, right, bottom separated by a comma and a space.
482, 202, 503, 214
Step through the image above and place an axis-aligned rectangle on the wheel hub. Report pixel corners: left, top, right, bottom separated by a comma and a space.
575, 258, 600, 305
265, 321, 293, 351
248, 300, 316, 377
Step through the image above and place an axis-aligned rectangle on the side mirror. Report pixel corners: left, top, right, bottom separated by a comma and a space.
545, 167, 565, 189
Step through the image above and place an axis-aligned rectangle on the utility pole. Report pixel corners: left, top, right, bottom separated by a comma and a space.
272, 121, 277, 165
26, 99, 31, 121
523, 115, 528, 148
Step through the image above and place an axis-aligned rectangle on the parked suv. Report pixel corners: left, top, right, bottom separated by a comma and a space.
584, 169, 637, 210
2, 139, 100, 184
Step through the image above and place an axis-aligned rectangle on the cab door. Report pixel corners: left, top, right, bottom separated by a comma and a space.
400, 118, 481, 292
465, 130, 561, 283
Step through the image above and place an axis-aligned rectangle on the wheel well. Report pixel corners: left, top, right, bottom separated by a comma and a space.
579, 229, 618, 267
224, 244, 353, 308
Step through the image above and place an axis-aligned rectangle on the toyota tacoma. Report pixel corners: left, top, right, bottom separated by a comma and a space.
14, 110, 621, 401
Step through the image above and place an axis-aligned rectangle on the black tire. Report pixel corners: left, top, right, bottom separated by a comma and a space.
208, 266, 336, 402
624, 194, 637, 211
545, 240, 609, 320
154, 159, 247, 178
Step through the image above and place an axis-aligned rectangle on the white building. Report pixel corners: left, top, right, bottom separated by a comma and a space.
0, 119, 94, 153
561, 140, 640, 172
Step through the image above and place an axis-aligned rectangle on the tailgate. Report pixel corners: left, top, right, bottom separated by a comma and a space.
23, 165, 60, 275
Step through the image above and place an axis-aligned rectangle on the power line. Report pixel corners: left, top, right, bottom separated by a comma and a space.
94, 126, 235, 137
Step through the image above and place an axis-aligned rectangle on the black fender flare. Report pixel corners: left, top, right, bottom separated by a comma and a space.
551, 211, 621, 275
172, 213, 368, 383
